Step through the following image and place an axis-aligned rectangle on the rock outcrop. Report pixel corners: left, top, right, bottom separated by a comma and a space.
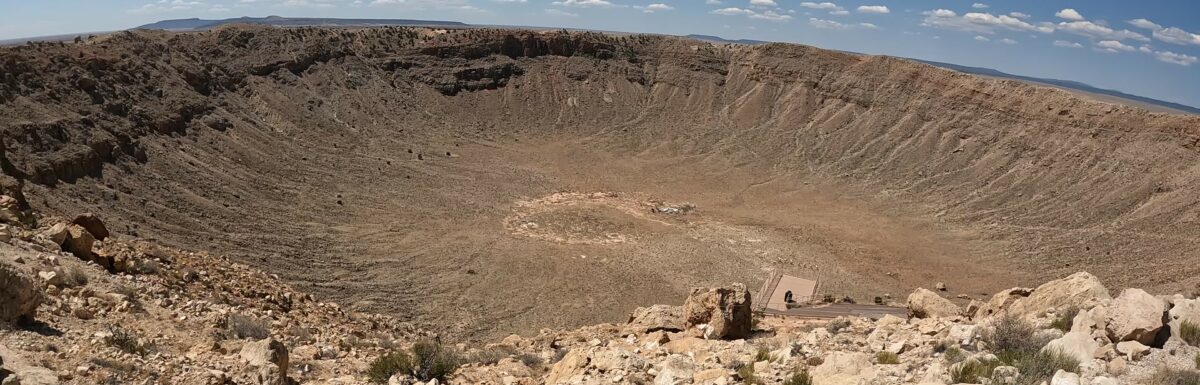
628, 304, 683, 333
681, 284, 752, 340
906, 288, 960, 319
1104, 289, 1166, 345
1007, 272, 1111, 317
0, 261, 42, 324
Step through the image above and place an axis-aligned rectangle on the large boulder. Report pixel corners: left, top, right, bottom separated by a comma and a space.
974, 287, 1032, 319
1050, 370, 1080, 385
40, 223, 69, 246
62, 224, 96, 261
71, 213, 109, 241
1104, 289, 1166, 345
0, 196, 21, 224
812, 352, 877, 385
1043, 331, 1099, 364
681, 284, 752, 340
239, 338, 289, 385
627, 305, 683, 333
0, 261, 42, 324
1008, 272, 1110, 317
544, 348, 588, 385
1166, 297, 1200, 342
906, 288, 960, 319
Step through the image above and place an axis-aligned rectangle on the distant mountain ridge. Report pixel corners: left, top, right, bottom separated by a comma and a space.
136, 16, 467, 31
686, 33, 1198, 115
685, 34, 771, 46
10, 21, 1192, 115
908, 59, 1200, 115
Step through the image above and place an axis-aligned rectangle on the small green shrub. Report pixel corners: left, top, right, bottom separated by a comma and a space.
410, 341, 462, 382
754, 347, 772, 362
1180, 321, 1200, 347
1049, 307, 1079, 332
1008, 349, 1081, 385
943, 345, 966, 364
984, 314, 1048, 358
783, 368, 813, 385
875, 351, 900, 365
367, 351, 413, 384
465, 345, 517, 366
736, 363, 762, 385
1195, 353, 1200, 370
1147, 367, 1200, 385
806, 356, 824, 366
826, 318, 852, 334
62, 265, 89, 287
104, 327, 150, 356
517, 353, 543, 369
949, 358, 1003, 384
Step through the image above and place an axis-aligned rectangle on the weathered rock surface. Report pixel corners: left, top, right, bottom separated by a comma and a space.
812, 352, 876, 385
70, 213, 109, 241
1044, 331, 1100, 364
1008, 272, 1110, 317
628, 305, 683, 333
975, 287, 1033, 319
1166, 297, 1200, 341
1104, 289, 1166, 345
681, 284, 751, 340
0, 261, 41, 323
907, 288, 960, 319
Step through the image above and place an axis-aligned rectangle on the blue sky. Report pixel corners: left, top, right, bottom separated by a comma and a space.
2, 1, 1199, 108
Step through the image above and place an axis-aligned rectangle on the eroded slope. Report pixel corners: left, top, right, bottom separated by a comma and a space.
2, 26, 1198, 338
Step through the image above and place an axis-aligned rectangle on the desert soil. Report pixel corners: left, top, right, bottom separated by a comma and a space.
2, 26, 1198, 339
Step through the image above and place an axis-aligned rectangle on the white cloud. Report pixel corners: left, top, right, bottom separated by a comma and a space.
1055, 8, 1084, 21
859, 22, 879, 29
551, 0, 614, 7
1153, 27, 1200, 46
972, 3, 988, 9
974, 35, 989, 42
636, 3, 673, 13
922, 10, 1053, 35
1053, 40, 1083, 48
705, 0, 721, 4
999, 38, 1017, 44
798, 2, 839, 10
1121, 18, 1200, 46
749, 0, 776, 6
750, 10, 791, 21
1008, 12, 1029, 19
809, 17, 847, 29
712, 7, 791, 22
799, 1, 847, 15
1095, 39, 1135, 53
856, 5, 888, 14
1154, 50, 1198, 66
1058, 20, 1149, 42
1127, 18, 1161, 30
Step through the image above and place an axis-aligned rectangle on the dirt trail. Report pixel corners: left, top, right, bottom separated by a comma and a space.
2, 26, 1198, 339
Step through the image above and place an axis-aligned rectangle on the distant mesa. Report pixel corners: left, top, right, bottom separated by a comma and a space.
135, 16, 469, 32
685, 34, 771, 46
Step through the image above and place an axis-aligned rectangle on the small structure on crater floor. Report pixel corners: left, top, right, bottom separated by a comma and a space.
755, 270, 818, 312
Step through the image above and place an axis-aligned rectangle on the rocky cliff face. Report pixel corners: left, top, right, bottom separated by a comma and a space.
2, 26, 1200, 340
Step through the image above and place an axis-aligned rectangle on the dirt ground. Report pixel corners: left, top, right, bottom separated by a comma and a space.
4, 27, 1199, 340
